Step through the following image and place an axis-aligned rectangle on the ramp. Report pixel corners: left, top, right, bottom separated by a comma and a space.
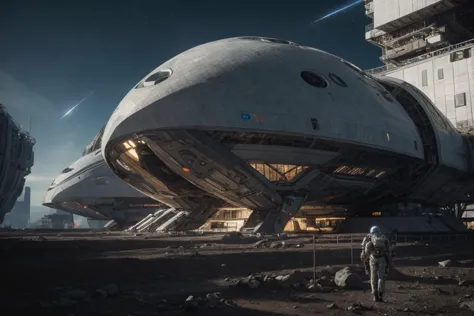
126, 208, 176, 232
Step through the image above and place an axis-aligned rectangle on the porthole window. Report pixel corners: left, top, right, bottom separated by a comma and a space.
328, 73, 347, 87
136, 68, 173, 88
301, 71, 328, 88
61, 167, 73, 174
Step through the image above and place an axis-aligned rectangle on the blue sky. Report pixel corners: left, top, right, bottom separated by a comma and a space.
0, 0, 382, 212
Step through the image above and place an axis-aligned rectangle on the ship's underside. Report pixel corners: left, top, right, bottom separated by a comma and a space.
105, 128, 431, 228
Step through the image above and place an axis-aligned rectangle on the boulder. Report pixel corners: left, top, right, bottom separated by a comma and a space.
460, 300, 474, 312
334, 267, 363, 289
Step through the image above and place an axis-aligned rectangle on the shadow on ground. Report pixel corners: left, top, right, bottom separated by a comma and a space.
1, 235, 473, 316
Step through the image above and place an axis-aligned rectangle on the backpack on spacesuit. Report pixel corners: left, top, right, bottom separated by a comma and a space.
370, 234, 388, 257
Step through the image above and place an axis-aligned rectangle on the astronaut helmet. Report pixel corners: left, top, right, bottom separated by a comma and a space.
370, 226, 381, 234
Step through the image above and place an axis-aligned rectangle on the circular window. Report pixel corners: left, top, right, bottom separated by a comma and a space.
301, 71, 328, 88
143, 68, 172, 86
328, 73, 348, 87
135, 68, 173, 88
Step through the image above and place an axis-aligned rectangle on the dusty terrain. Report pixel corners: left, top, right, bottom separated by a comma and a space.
0, 231, 473, 316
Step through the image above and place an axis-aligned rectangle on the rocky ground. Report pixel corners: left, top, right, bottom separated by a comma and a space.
0, 231, 473, 316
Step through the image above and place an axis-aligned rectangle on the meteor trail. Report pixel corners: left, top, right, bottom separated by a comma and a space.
60, 91, 95, 120
311, 0, 362, 24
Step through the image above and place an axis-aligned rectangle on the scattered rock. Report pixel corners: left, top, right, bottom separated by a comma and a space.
276, 271, 306, 287
248, 279, 261, 289
34, 236, 47, 241
223, 300, 237, 307
269, 241, 285, 248
181, 292, 231, 311
295, 243, 305, 248
221, 264, 227, 268
307, 283, 323, 292
205, 292, 221, 307
460, 300, 474, 312
102, 284, 119, 296
327, 303, 337, 309
438, 259, 453, 268
184, 295, 199, 311
335, 267, 363, 289
347, 302, 372, 312
318, 275, 334, 286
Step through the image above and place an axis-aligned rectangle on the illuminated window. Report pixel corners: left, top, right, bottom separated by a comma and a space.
333, 165, 386, 179
249, 163, 309, 183
122, 140, 139, 161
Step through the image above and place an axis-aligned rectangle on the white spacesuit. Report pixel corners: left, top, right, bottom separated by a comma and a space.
360, 232, 373, 275
363, 226, 392, 302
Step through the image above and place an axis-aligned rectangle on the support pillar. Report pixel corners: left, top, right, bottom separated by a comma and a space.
241, 194, 307, 234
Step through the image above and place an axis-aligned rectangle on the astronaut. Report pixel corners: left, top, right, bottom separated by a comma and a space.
360, 228, 375, 275
364, 226, 392, 302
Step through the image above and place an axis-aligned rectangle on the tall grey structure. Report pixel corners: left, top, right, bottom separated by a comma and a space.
364, 0, 474, 128
8, 186, 31, 229
0, 104, 35, 224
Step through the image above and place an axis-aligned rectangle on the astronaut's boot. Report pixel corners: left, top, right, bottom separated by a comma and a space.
372, 291, 379, 302
378, 292, 384, 302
